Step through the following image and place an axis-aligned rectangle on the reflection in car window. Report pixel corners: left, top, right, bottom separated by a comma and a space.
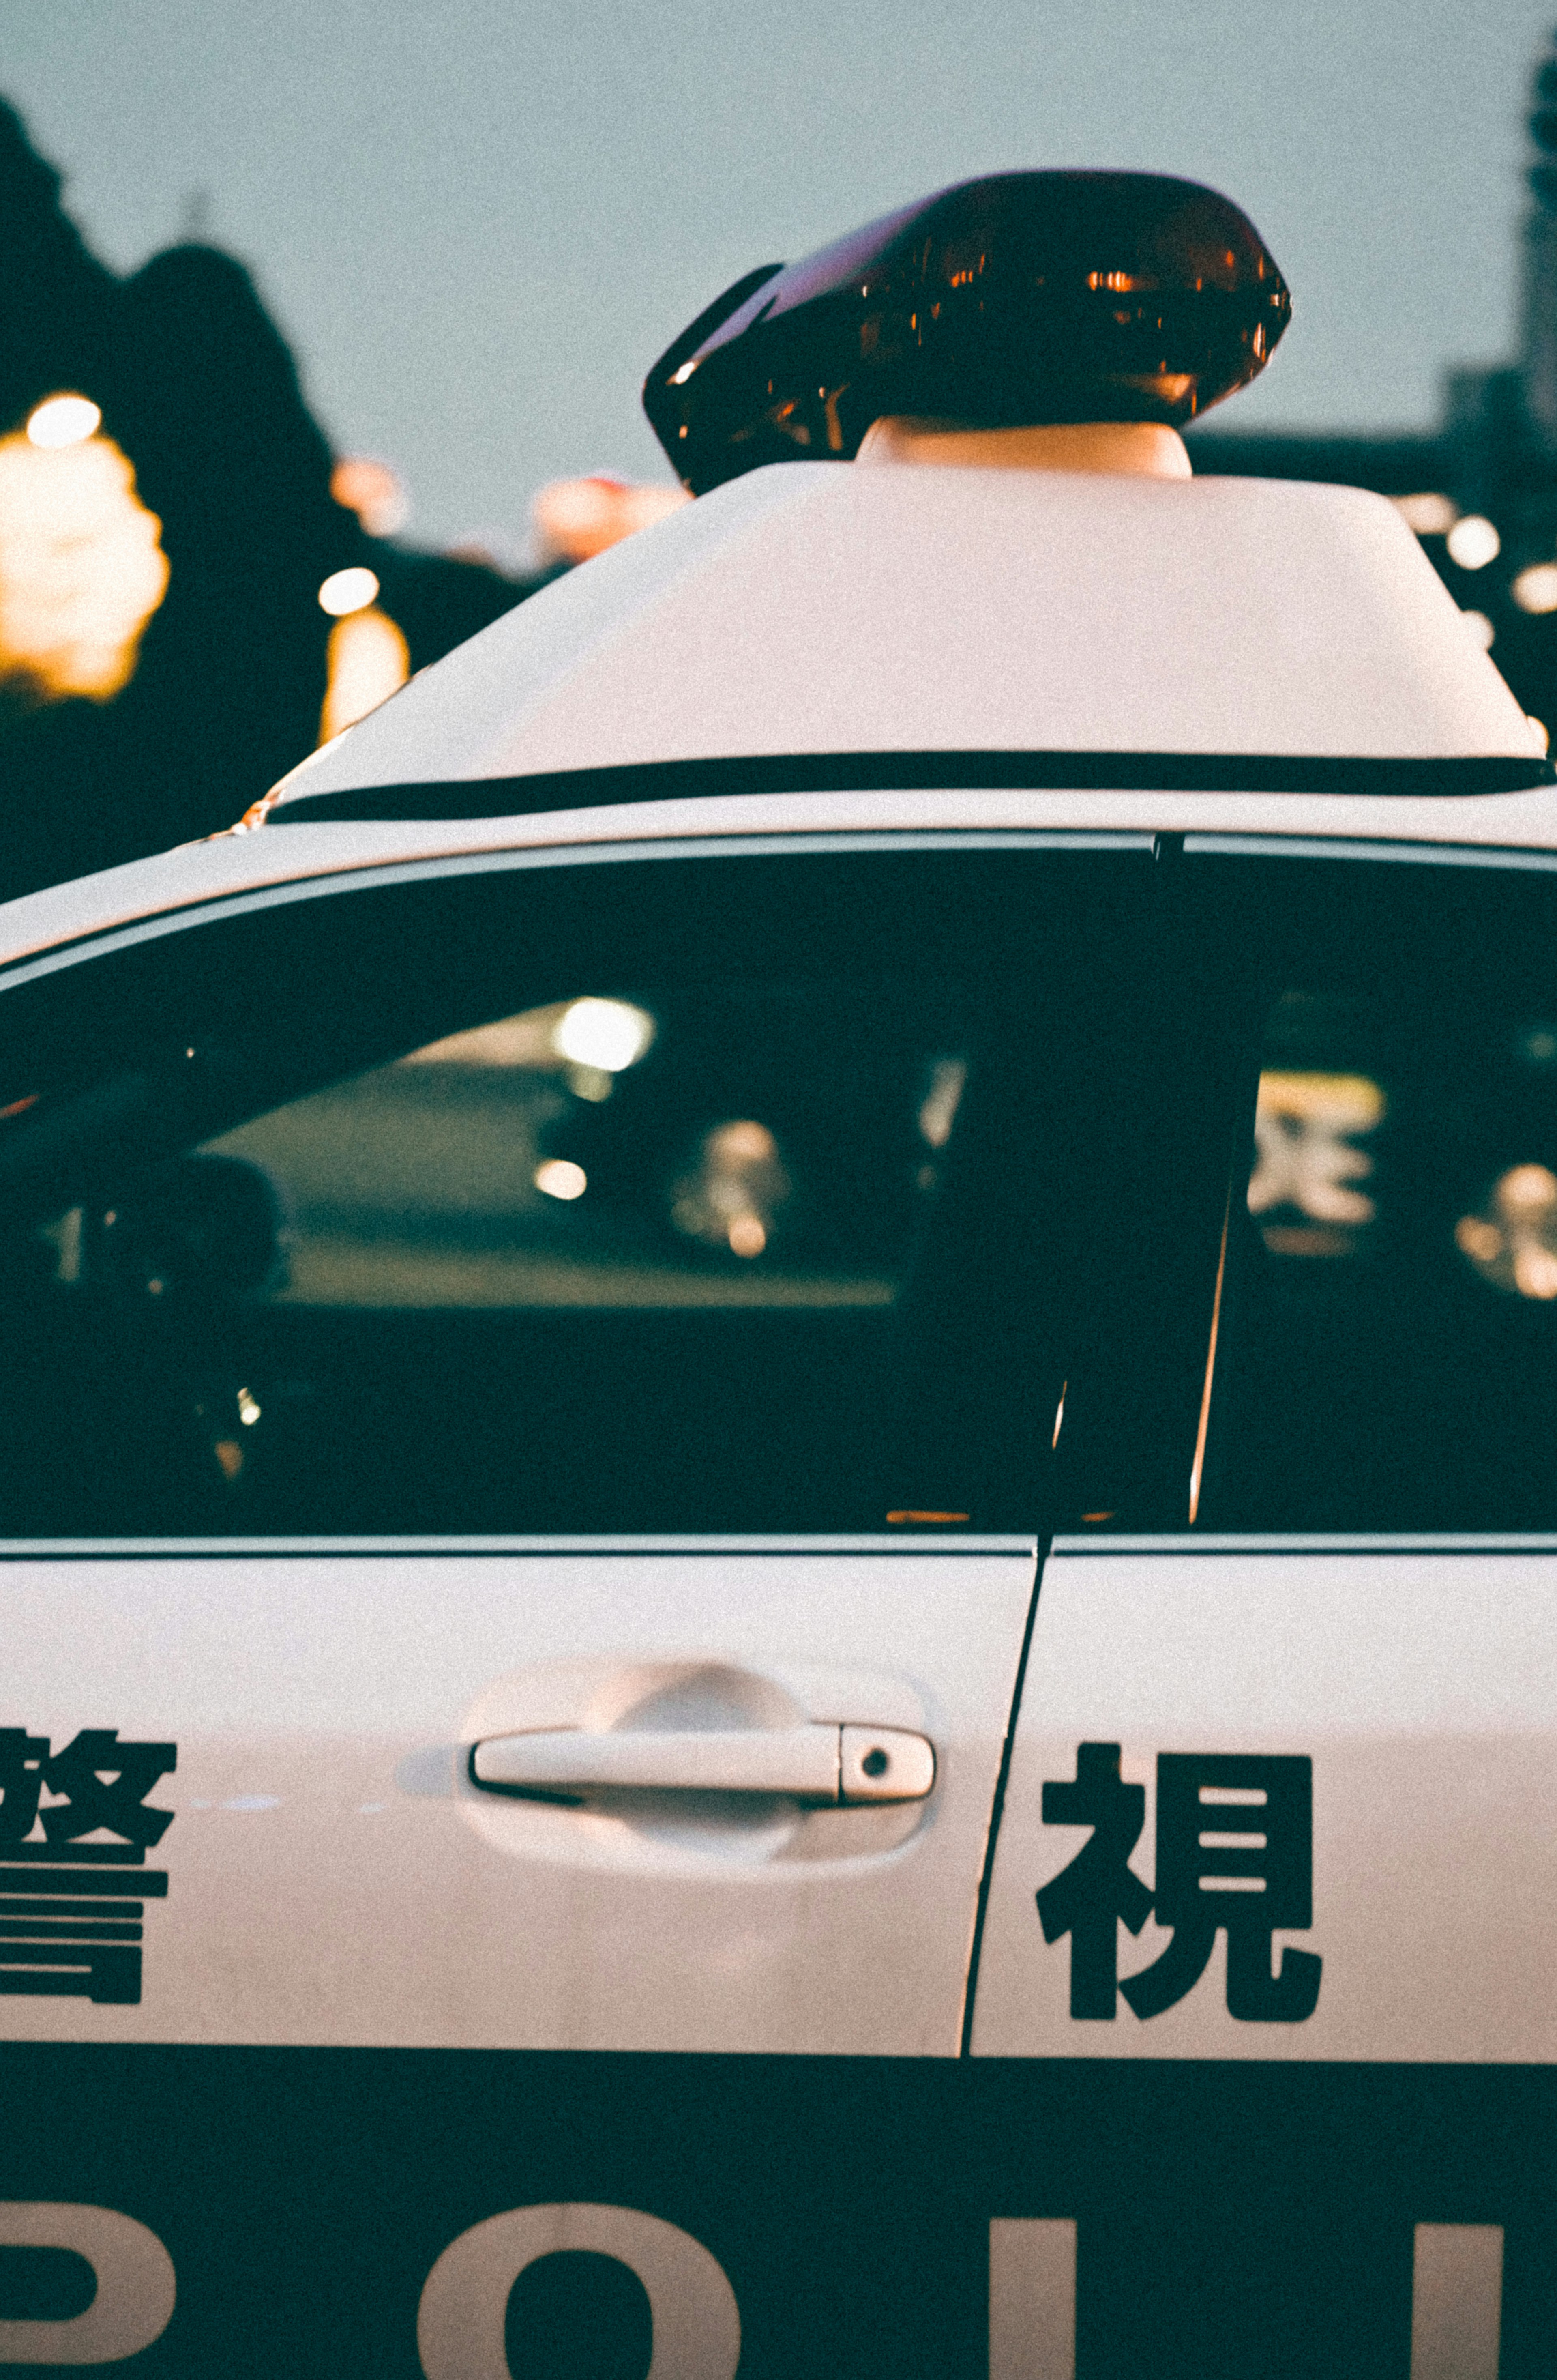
1455, 1158, 1557, 1300
1203, 935, 1557, 1531
0, 846, 1158, 1536
26, 976, 960, 1533
203, 987, 948, 1312
1247, 1063, 1385, 1259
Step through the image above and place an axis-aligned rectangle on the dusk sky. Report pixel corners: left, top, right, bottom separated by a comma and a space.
4, 1, 1552, 559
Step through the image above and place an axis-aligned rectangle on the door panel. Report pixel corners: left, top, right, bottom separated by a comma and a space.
0, 836, 1163, 2064
972, 1542, 1557, 2062
973, 853, 1557, 2065
959, 848, 1557, 2375
0, 1542, 1033, 2052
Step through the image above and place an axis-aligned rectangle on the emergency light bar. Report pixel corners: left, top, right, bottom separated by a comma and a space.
643, 171, 1290, 494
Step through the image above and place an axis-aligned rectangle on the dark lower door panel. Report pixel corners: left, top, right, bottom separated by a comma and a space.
0, 2050, 1549, 2378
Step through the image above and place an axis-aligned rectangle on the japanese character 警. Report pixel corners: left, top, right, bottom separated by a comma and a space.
0, 1727, 176, 2006
1038, 1743, 1322, 2023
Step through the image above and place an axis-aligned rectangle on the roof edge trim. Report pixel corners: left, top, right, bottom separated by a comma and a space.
264, 750, 1557, 825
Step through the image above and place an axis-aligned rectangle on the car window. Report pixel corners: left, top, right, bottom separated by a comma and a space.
1197, 854, 1557, 1531
0, 841, 1171, 1536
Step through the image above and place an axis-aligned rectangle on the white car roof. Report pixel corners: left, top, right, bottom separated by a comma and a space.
0, 458, 1550, 977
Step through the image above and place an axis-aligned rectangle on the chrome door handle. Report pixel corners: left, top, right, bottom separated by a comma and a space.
470, 1723, 935, 1804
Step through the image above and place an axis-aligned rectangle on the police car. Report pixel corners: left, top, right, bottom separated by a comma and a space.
0, 172, 1548, 2379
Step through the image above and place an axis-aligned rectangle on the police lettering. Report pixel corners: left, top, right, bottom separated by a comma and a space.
0, 1729, 175, 2005
1038, 1742, 1321, 2023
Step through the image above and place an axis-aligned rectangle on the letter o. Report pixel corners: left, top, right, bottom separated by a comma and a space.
417, 2202, 740, 2380
0, 2202, 176, 2365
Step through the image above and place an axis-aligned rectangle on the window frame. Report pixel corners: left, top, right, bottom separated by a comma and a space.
0, 829, 1156, 1000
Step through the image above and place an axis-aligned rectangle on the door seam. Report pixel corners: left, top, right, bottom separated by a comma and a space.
958, 1529, 1051, 2056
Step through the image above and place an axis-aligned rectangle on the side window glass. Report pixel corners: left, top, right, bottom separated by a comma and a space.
35, 979, 963, 1535
1203, 934, 1557, 1529
0, 846, 1164, 1537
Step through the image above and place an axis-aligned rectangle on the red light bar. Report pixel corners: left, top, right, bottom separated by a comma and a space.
643, 171, 1290, 494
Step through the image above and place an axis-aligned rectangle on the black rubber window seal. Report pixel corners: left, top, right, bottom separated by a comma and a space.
266, 749, 1556, 826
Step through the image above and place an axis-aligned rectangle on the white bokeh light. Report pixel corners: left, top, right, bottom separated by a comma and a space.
26, 395, 102, 450
534, 1159, 587, 1201
1512, 564, 1557, 616
553, 998, 655, 1073
1445, 515, 1501, 571
317, 566, 381, 617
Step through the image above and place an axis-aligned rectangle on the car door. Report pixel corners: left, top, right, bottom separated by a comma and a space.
971, 836, 1557, 2380
0, 825, 1184, 2376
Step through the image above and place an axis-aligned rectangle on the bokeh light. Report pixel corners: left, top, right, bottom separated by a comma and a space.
26, 394, 102, 450
1512, 563, 1557, 615
553, 998, 655, 1072
534, 1159, 588, 1201
1392, 492, 1457, 535
0, 433, 168, 702
1456, 1163, 1557, 1299
532, 475, 689, 565
317, 565, 380, 617
318, 605, 409, 742
1445, 515, 1501, 570
330, 456, 409, 536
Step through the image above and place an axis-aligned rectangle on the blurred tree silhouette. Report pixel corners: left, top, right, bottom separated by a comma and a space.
0, 97, 543, 901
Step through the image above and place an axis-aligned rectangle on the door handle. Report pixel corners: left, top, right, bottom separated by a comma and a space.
469, 1723, 935, 1805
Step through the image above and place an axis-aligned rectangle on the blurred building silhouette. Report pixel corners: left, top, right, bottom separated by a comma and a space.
0, 99, 543, 900
1189, 29, 1557, 734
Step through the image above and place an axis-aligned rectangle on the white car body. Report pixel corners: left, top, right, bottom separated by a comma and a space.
0, 458, 1547, 2377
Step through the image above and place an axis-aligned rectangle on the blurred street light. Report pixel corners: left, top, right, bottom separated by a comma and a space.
330, 455, 410, 536
26, 393, 101, 449
532, 474, 688, 565
318, 604, 409, 741
0, 432, 168, 702
317, 565, 380, 617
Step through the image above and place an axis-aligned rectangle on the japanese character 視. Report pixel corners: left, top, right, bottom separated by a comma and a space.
1038, 1743, 1322, 2023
